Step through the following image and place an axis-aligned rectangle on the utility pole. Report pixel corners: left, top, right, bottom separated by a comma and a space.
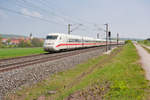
29, 33, 33, 40
108, 31, 111, 50
104, 24, 109, 52
117, 33, 119, 46
68, 24, 71, 35
97, 33, 99, 39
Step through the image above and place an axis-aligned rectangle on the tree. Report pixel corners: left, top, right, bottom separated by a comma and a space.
18, 40, 26, 47
25, 40, 32, 47
125, 40, 132, 44
31, 38, 43, 47
6, 38, 11, 45
18, 40, 33, 47
144, 40, 148, 44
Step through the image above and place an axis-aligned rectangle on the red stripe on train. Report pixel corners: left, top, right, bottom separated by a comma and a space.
56, 43, 106, 47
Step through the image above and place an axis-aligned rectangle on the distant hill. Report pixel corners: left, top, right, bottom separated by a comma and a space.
119, 38, 144, 41
0, 34, 27, 38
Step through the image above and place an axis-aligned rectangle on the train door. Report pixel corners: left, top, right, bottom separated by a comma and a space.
58, 35, 62, 50
82, 37, 84, 48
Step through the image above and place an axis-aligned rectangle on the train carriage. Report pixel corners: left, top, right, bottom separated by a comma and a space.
43, 33, 119, 52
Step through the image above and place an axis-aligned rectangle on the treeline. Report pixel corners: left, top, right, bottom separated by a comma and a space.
0, 36, 44, 48
0, 36, 2, 48
18, 38, 43, 47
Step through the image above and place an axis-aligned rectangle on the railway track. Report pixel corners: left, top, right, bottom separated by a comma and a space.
0, 46, 109, 73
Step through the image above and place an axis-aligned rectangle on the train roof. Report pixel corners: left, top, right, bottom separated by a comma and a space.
47, 33, 104, 40
47, 33, 80, 37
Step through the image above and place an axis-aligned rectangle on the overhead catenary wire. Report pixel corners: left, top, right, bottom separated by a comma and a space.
43, 0, 98, 25
17, 0, 106, 34
16, 0, 97, 32
38, 0, 86, 24
1, 0, 107, 37
21, 0, 88, 25
38, 0, 81, 24
15, 0, 70, 25
31, 0, 105, 30
0, 6, 67, 26
70, 24, 83, 32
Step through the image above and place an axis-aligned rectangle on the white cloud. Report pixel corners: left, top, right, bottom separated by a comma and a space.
21, 8, 43, 18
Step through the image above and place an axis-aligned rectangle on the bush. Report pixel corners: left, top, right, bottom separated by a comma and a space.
0, 36, 2, 48
144, 40, 148, 44
31, 38, 43, 47
125, 40, 132, 44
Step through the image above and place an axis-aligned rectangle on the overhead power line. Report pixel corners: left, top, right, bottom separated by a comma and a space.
30, 0, 105, 29
38, 0, 84, 24
1, 0, 107, 37
0, 6, 66, 26
15, 0, 106, 34
15, 0, 69, 24
17, 0, 77, 24
43, 0, 99, 25
71, 24, 83, 32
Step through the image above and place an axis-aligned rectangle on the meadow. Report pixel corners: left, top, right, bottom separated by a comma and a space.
0, 47, 46, 59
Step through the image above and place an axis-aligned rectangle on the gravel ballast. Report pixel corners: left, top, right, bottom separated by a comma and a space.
0, 47, 111, 99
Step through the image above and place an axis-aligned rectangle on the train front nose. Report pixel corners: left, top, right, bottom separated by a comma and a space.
44, 42, 56, 51
44, 35, 59, 52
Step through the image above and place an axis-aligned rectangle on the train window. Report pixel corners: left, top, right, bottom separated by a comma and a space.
69, 39, 75, 42
46, 35, 58, 40
75, 39, 81, 42
68, 39, 81, 42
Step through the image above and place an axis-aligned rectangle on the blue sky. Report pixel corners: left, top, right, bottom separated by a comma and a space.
0, 0, 150, 39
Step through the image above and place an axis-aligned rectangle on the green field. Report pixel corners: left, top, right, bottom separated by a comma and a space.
0, 48, 46, 59
6, 43, 149, 100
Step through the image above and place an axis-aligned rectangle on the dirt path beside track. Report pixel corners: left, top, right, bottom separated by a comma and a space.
134, 43, 150, 80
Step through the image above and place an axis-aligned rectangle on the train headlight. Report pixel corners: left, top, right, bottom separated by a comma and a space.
46, 43, 54, 45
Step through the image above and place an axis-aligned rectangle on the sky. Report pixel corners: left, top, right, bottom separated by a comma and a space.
0, 0, 150, 39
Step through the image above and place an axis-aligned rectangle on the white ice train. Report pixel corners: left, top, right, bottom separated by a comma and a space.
43, 33, 117, 52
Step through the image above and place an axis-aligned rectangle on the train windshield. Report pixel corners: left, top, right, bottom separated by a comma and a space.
46, 35, 58, 40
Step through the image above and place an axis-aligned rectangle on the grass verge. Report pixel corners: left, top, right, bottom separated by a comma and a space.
60, 43, 149, 100
138, 40, 150, 46
0, 47, 46, 59
6, 43, 149, 100
142, 45, 150, 54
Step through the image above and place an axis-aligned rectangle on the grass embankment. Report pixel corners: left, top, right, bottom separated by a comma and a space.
138, 40, 150, 46
138, 40, 150, 53
6, 43, 149, 100
0, 48, 46, 59
141, 45, 150, 53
